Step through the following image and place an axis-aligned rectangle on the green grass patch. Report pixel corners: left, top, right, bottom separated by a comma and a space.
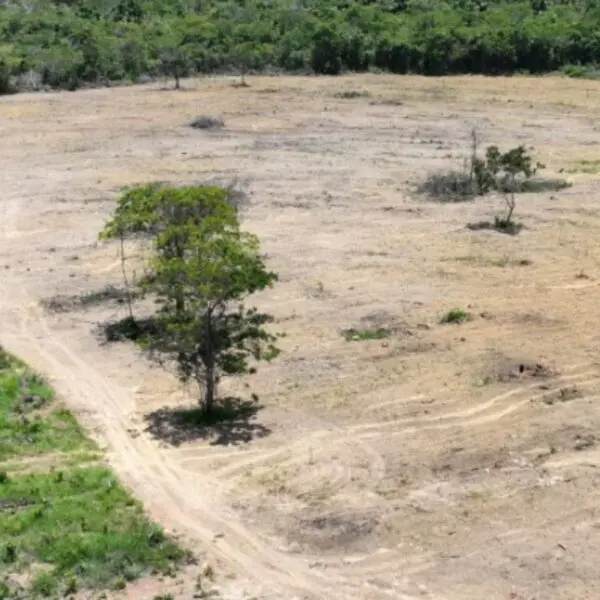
440, 308, 471, 324
0, 347, 188, 597
0, 359, 94, 461
0, 468, 186, 594
342, 327, 390, 341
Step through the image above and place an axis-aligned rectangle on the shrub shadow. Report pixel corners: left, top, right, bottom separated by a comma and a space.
466, 217, 523, 235
96, 316, 161, 345
144, 396, 270, 446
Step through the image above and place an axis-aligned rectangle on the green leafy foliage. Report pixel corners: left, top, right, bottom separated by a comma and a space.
2, 0, 600, 92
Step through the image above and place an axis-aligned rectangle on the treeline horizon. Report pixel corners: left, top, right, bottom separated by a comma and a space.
2, 0, 600, 93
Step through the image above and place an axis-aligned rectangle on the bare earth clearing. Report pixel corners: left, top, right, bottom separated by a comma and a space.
2, 74, 600, 600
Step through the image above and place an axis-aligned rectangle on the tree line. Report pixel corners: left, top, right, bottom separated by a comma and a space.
2, 0, 600, 92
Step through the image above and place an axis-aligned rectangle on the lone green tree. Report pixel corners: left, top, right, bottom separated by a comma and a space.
100, 185, 279, 415
148, 211, 279, 413
481, 144, 542, 227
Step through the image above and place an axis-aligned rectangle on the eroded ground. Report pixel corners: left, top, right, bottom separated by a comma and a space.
2, 74, 600, 599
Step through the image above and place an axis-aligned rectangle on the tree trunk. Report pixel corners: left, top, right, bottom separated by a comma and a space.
174, 72, 180, 90
204, 367, 215, 414
201, 309, 216, 414
506, 195, 515, 224
175, 296, 184, 318
119, 234, 134, 320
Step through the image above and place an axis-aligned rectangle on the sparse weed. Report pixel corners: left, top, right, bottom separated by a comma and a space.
64, 575, 78, 595
476, 375, 494, 386
1, 543, 17, 564
31, 572, 59, 597
0, 580, 13, 599
342, 327, 390, 341
114, 577, 126, 590
202, 563, 214, 580
565, 158, 600, 174
440, 308, 470, 324
333, 89, 371, 99
369, 97, 403, 106
466, 217, 523, 236
189, 115, 225, 130
489, 254, 532, 268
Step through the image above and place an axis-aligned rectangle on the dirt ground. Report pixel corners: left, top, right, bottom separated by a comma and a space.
2, 73, 600, 600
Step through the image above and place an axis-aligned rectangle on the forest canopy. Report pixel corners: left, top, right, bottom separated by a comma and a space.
2, 0, 600, 92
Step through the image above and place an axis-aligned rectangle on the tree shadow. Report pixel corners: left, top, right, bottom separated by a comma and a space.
143, 396, 270, 446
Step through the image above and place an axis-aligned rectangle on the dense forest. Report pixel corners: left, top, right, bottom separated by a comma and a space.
1, 0, 600, 93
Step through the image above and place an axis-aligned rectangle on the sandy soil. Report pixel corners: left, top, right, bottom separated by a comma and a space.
2, 73, 600, 600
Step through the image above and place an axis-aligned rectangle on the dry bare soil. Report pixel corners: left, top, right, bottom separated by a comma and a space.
2, 74, 600, 600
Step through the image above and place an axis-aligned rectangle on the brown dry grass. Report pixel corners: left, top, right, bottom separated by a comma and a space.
2, 73, 600, 599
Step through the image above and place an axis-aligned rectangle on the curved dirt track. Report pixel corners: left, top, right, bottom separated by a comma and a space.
3, 74, 600, 599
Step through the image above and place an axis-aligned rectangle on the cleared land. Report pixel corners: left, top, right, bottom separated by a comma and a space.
2, 74, 600, 600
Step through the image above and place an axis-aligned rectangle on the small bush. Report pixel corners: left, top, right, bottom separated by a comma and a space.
0, 62, 15, 95
0, 348, 13, 370
31, 573, 58, 597
1, 543, 17, 564
0, 580, 14, 599
417, 171, 479, 202
342, 327, 390, 341
189, 116, 225, 130
440, 308, 470, 324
